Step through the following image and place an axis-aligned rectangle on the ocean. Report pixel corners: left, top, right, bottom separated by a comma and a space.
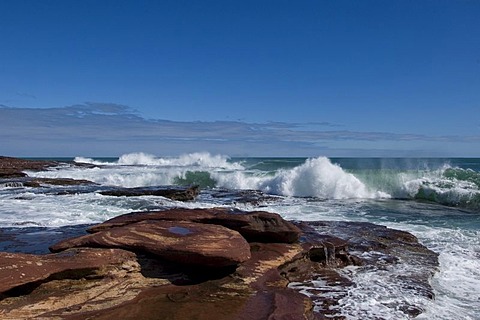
1, 152, 479, 319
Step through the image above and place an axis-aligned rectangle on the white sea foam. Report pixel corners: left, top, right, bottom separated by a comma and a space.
75, 152, 243, 169
397, 167, 480, 208
413, 227, 480, 320
0, 191, 181, 227
320, 265, 430, 320
73, 156, 109, 165
31, 153, 243, 188
33, 155, 393, 199
213, 157, 388, 199
31, 154, 480, 206
26, 166, 178, 187
261, 157, 380, 198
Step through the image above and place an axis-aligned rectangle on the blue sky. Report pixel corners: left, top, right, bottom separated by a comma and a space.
1, 0, 479, 157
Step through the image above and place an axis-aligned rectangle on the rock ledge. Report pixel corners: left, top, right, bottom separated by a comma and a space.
0, 208, 438, 319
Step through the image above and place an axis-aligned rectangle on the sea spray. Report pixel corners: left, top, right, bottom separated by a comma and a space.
76, 152, 243, 169
31, 153, 480, 209
260, 157, 377, 198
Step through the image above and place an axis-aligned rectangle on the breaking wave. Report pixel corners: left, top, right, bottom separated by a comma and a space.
74, 152, 243, 170
37, 153, 480, 209
212, 157, 387, 199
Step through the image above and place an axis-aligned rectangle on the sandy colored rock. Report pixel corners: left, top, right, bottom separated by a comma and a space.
0, 248, 137, 295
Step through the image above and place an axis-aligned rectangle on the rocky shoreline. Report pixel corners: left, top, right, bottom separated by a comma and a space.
0, 157, 439, 319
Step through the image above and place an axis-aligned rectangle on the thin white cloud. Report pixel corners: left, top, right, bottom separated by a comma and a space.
0, 103, 479, 157
15, 92, 37, 99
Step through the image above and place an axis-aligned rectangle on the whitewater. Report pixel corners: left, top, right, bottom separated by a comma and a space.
1, 152, 479, 319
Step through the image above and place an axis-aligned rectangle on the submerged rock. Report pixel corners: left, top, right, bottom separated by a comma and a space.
99, 185, 199, 201
210, 188, 283, 206
22, 177, 96, 187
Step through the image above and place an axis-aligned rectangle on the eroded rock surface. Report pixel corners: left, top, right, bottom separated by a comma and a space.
0, 208, 439, 320
51, 220, 251, 268
87, 207, 301, 243
0, 248, 137, 297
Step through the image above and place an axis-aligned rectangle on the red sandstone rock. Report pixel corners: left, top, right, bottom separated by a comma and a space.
0, 248, 137, 295
0, 216, 439, 320
51, 220, 251, 268
87, 207, 302, 243
58, 242, 316, 320
0, 156, 58, 178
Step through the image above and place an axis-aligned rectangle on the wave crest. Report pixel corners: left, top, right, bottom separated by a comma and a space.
262, 157, 380, 198
75, 152, 243, 170
213, 157, 385, 199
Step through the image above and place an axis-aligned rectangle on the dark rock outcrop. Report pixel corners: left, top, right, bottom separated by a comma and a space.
22, 177, 96, 187
99, 185, 199, 201
0, 156, 58, 178
0, 156, 96, 187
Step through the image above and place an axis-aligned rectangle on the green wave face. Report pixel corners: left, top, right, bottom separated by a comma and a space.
443, 167, 480, 188
173, 171, 217, 188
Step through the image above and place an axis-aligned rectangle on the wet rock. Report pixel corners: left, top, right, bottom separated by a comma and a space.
0, 177, 96, 189
0, 156, 58, 178
295, 221, 439, 318
87, 207, 301, 243
207, 209, 301, 244
210, 188, 282, 206
0, 168, 27, 178
0, 157, 95, 187
99, 185, 199, 201
50, 220, 251, 268
23, 177, 96, 187
302, 221, 438, 273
